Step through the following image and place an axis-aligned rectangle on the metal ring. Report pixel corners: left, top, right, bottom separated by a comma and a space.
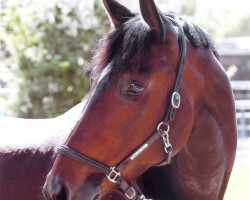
106, 167, 120, 183
125, 187, 136, 199
171, 92, 181, 109
157, 122, 170, 133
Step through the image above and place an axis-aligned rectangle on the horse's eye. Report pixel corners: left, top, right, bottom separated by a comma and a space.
126, 83, 144, 95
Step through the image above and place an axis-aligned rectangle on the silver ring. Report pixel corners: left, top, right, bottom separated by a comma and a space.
171, 92, 181, 109
157, 122, 170, 133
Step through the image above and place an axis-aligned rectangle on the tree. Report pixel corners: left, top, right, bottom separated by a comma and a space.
0, 0, 109, 118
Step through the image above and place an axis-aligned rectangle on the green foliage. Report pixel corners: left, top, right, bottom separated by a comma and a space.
0, 0, 109, 118
1, 0, 249, 118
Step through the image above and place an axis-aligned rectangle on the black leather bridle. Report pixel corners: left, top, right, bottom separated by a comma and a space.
57, 16, 186, 200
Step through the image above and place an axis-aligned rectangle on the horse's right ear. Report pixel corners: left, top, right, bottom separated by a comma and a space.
139, 0, 176, 43
102, 0, 135, 28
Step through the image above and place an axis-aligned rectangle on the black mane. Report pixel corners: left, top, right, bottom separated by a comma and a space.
89, 12, 218, 78
166, 12, 218, 58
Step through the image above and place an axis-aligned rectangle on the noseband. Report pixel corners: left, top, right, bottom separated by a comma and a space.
57, 16, 186, 200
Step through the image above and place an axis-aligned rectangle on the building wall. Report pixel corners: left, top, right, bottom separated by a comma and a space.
220, 55, 250, 80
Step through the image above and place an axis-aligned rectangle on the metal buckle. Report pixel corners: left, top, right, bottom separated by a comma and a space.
171, 92, 181, 108
106, 167, 120, 183
157, 122, 170, 132
125, 186, 136, 199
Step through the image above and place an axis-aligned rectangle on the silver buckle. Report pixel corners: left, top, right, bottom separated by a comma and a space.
157, 122, 170, 132
125, 186, 136, 199
171, 92, 181, 108
106, 167, 120, 183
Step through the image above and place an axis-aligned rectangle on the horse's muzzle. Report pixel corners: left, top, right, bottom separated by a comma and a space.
43, 174, 102, 200
43, 176, 68, 200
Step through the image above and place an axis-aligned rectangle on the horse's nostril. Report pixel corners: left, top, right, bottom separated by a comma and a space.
52, 183, 68, 200
44, 176, 68, 200
93, 194, 101, 200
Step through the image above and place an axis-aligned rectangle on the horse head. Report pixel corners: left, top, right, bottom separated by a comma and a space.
43, 0, 196, 199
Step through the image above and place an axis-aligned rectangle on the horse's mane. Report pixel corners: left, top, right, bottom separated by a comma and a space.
167, 12, 218, 58
89, 12, 218, 79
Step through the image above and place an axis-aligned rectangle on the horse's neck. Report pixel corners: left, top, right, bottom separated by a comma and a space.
189, 49, 236, 178
185, 48, 236, 136
165, 50, 237, 200
0, 101, 86, 151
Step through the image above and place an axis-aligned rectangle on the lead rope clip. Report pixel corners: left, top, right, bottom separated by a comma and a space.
162, 129, 173, 154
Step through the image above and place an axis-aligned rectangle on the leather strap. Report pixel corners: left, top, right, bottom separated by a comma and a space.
161, 15, 186, 125
57, 145, 110, 174
58, 145, 142, 199
116, 130, 164, 171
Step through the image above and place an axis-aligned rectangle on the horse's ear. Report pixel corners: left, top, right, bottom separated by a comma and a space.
102, 0, 134, 28
139, 0, 174, 42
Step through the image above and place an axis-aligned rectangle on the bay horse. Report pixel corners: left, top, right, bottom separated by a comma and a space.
1, 0, 236, 199
43, 0, 237, 199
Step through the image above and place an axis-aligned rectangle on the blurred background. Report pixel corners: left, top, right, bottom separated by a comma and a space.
0, 0, 250, 199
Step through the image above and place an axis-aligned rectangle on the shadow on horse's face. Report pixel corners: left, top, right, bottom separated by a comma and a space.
43, 0, 193, 199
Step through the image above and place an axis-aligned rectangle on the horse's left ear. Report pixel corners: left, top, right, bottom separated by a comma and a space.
139, 0, 175, 42
102, 0, 135, 28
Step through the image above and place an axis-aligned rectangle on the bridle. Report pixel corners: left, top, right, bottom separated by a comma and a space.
57, 16, 186, 200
